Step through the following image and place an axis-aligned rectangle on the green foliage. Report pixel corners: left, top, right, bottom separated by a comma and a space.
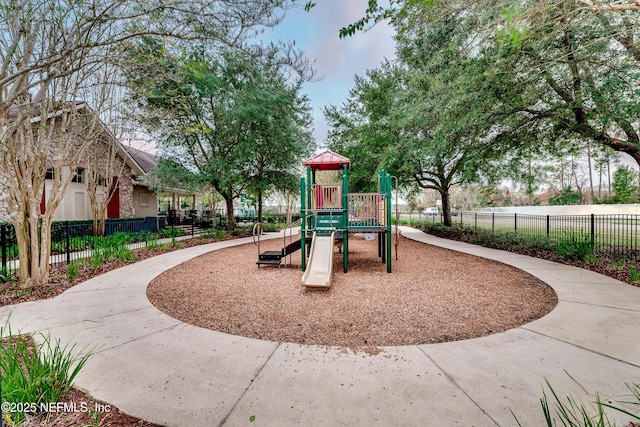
612, 165, 638, 204
422, 222, 556, 253
199, 228, 227, 239
145, 232, 163, 250
555, 233, 595, 262
159, 227, 187, 238
520, 380, 640, 427
629, 261, 640, 282
126, 44, 314, 230
92, 232, 134, 262
610, 256, 627, 271
88, 253, 103, 270
0, 321, 90, 424
67, 262, 80, 280
344, 0, 640, 202
328, 15, 510, 226
549, 188, 583, 206
260, 223, 286, 232
2, 243, 19, 259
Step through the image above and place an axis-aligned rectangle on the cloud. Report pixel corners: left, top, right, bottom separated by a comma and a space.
284, 1, 396, 142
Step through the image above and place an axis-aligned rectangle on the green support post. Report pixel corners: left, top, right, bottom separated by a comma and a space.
306, 167, 312, 230
386, 172, 392, 273
342, 165, 349, 273
300, 176, 306, 272
379, 170, 386, 263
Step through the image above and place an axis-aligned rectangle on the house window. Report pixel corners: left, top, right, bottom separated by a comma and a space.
140, 193, 149, 207
71, 168, 85, 183
45, 168, 55, 180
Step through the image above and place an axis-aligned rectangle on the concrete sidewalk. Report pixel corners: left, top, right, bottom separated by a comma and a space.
1, 227, 639, 426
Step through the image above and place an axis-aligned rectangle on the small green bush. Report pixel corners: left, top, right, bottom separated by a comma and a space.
261, 223, 285, 232
630, 261, 640, 282
66, 262, 80, 280
88, 252, 102, 270
0, 321, 90, 424
159, 227, 187, 238
515, 380, 640, 427
555, 233, 595, 262
200, 228, 226, 239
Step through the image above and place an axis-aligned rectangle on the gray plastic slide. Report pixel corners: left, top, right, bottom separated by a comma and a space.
301, 232, 335, 288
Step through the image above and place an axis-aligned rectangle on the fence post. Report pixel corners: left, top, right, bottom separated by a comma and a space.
514, 213, 517, 233
546, 215, 550, 238
1, 224, 6, 273
66, 221, 71, 264
590, 214, 595, 248
191, 221, 195, 237
492, 212, 495, 234
474, 212, 477, 231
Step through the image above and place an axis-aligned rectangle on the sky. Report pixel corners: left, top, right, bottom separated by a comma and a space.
264, 1, 397, 147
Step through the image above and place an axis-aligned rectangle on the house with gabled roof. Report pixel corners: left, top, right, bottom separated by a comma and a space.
0, 102, 159, 222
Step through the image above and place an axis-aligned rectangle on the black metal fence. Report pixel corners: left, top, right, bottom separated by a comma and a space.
403, 211, 640, 259
1, 217, 168, 278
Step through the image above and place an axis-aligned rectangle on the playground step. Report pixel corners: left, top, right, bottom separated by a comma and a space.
256, 259, 282, 267
259, 251, 283, 261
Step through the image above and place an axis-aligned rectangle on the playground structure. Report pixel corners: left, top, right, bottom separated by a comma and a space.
256, 150, 393, 288
300, 151, 393, 287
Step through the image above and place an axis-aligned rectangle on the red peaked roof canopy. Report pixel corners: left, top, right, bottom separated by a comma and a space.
303, 150, 350, 171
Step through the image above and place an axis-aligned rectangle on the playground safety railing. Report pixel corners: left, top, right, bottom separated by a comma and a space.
253, 219, 303, 268
311, 184, 342, 211
347, 193, 386, 229
282, 218, 302, 267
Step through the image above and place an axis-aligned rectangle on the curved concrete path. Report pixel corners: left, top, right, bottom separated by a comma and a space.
1, 227, 639, 426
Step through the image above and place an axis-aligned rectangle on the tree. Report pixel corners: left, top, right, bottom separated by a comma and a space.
324, 61, 402, 193
0, 0, 311, 287
83, 69, 133, 237
84, 126, 127, 237
612, 165, 638, 203
593, 146, 620, 200
508, 149, 554, 205
244, 79, 314, 222
344, 0, 640, 167
126, 45, 313, 229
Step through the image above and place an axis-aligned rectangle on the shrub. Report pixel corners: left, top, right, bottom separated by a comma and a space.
630, 261, 640, 282
514, 380, 640, 427
199, 228, 226, 239
66, 262, 80, 280
159, 227, 187, 238
0, 321, 90, 424
555, 233, 595, 262
261, 223, 286, 232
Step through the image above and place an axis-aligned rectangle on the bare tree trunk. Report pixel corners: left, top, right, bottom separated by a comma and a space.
86, 71, 127, 237
286, 192, 295, 225
598, 163, 603, 199
587, 142, 595, 203
608, 158, 612, 199
257, 191, 263, 223
225, 197, 236, 230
